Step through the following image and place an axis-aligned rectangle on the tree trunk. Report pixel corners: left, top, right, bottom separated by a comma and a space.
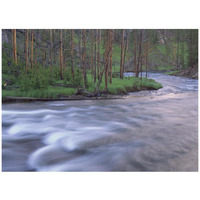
53, 29, 56, 65
60, 30, 63, 80
94, 30, 97, 84
173, 43, 176, 66
145, 42, 149, 78
34, 30, 37, 68
189, 30, 193, 66
109, 29, 113, 84
105, 30, 109, 90
25, 30, 29, 74
120, 29, 124, 79
136, 29, 143, 78
176, 31, 180, 69
50, 29, 53, 72
134, 30, 137, 73
12, 29, 17, 65
91, 30, 94, 76
97, 31, 112, 92
63, 30, 66, 68
70, 29, 74, 80
42, 30, 45, 67
83, 29, 87, 88
79, 30, 82, 69
123, 31, 128, 74
98, 29, 101, 80
31, 30, 34, 69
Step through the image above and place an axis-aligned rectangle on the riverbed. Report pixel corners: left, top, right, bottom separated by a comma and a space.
2, 73, 198, 171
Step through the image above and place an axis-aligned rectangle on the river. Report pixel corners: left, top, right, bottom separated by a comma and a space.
2, 73, 198, 171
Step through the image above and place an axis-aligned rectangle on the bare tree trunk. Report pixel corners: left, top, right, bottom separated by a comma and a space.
134, 30, 137, 73
34, 30, 37, 68
30, 30, 34, 69
91, 30, 94, 76
123, 31, 128, 74
42, 30, 45, 67
140, 57, 143, 80
97, 29, 101, 80
71, 29, 74, 80
63, 30, 66, 68
53, 29, 56, 65
80, 30, 83, 77
120, 29, 124, 79
136, 29, 143, 78
12, 29, 17, 65
105, 30, 109, 90
24, 29, 26, 56
83, 29, 87, 88
115, 29, 117, 40
25, 30, 29, 74
144, 42, 148, 78
109, 29, 113, 84
173, 43, 176, 66
145, 42, 149, 78
94, 30, 97, 84
96, 31, 112, 92
60, 30, 63, 80
50, 29, 53, 72
176, 31, 180, 69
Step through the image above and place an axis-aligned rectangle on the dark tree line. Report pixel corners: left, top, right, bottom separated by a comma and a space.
5, 29, 198, 90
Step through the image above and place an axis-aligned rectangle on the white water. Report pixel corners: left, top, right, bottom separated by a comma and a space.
2, 73, 198, 171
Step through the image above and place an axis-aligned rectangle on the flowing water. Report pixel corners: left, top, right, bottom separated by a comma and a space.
2, 73, 198, 171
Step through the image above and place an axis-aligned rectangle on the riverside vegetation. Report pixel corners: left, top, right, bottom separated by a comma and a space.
2, 29, 198, 101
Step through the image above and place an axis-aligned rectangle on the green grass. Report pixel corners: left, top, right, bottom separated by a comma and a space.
85, 73, 163, 95
55, 80, 65, 84
2, 86, 77, 99
108, 76, 162, 94
2, 65, 163, 99
154, 66, 175, 71
165, 70, 180, 75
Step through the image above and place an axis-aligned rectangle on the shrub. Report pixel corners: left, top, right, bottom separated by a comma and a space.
63, 67, 83, 87
19, 68, 49, 91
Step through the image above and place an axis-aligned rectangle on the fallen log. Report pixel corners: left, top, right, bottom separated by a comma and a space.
76, 89, 108, 97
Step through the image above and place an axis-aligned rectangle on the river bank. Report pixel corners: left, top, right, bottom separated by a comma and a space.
2, 74, 163, 103
165, 65, 198, 79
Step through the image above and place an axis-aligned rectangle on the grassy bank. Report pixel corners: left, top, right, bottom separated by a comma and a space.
165, 70, 180, 75
2, 71, 163, 101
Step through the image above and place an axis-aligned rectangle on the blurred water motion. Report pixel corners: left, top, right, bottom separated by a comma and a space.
2, 73, 198, 171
